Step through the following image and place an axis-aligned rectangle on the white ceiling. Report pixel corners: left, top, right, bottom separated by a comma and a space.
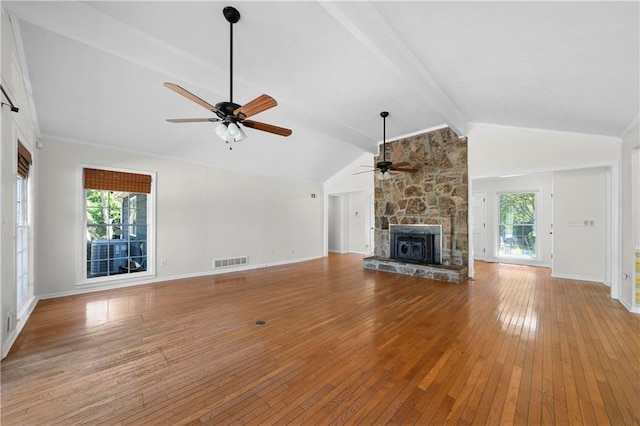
4, 1, 638, 182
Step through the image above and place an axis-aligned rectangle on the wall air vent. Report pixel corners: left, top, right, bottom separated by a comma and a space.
213, 256, 249, 269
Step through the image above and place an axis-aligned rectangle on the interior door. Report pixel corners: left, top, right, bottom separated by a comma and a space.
369, 194, 375, 255
328, 195, 344, 253
472, 192, 486, 260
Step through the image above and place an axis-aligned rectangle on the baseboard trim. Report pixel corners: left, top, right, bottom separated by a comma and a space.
618, 298, 640, 314
38, 255, 323, 301
2, 296, 39, 359
550, 272, 605, 284
485, 257, 550, 268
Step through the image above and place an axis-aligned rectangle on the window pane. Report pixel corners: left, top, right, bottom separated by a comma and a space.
85, 184, 150, 279
499, 192, 537, 259
87, 224, 109, 241
16, 177, 23, 225
86, 207, 105, 225
17, 175, 29, 306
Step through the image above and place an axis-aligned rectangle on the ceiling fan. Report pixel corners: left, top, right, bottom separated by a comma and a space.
356, 111, 417, 179
164, 6, 292, 149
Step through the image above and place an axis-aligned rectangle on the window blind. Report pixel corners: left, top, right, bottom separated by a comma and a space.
17, 141, 32, 178
84, 168, 152, 194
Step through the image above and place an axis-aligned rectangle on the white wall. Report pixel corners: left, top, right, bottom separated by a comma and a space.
1, 11, 40, 356
472, 174, 553, 267
468, 123, 620, 177
35, 136, 324, 297
552, 168, 607, 282
324, 152, 375, 194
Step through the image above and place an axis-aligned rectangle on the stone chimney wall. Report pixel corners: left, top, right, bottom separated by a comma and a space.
373, 127, 468, 267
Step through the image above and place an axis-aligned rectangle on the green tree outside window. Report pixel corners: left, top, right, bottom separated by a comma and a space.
499, 192, 536, 258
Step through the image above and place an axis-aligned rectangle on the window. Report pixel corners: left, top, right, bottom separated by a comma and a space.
16, 176, 28, 307
498, 191, 538, 259
83, 167, 153, 282
17, 141, 32, 310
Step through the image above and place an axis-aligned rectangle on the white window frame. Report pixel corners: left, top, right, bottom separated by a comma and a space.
494, 188, 542, 262
15, 135, 35, 322
16, 175, 29, 308
77, 164, 156, 288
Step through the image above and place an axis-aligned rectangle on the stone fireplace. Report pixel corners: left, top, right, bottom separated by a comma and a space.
363, 127, 469, 284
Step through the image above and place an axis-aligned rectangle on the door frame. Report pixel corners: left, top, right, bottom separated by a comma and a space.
471, 191, 487, 261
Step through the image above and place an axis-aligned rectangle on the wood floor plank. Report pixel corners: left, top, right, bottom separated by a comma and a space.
2, 255, 638, 425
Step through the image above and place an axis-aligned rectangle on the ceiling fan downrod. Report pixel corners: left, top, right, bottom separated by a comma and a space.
223, 6, 240, 104
381, 111, 389, 163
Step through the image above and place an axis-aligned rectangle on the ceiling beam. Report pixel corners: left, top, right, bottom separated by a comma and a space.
320, 2, 468, 136
4, 1, 377, 153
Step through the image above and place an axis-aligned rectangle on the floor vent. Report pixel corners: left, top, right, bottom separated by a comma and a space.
213, 256, 249, 269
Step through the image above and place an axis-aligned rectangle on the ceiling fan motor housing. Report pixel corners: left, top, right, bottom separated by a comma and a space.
377, 160, 392, 171
215, 101, 242, 120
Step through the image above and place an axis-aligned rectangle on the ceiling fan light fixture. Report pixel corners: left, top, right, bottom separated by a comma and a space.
377, 170, 392, 180
237, 125, 247, 141
227, 122, 242, 139
215, 122, 229, 140
215, 121, 247, 144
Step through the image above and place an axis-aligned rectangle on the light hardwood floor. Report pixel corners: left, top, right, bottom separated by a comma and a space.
1, 254, 638, 425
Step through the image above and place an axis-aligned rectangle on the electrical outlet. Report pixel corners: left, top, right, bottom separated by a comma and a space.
160, 259, 167, 267
6, 311, 16, 332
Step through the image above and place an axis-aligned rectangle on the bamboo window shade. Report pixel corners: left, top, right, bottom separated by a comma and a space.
84, 168, 152, 194
17, 142, 32, 178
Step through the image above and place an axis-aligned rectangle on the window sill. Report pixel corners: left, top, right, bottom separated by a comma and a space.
77, 271, 156, 291
494, 256, 546, 267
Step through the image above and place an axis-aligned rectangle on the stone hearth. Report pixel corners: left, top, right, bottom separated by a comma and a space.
364, 256, 468, 284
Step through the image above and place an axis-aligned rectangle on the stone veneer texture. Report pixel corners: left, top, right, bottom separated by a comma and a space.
374, 127, 468, 268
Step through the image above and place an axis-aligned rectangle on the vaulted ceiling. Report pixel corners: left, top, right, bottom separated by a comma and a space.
3, 1, 638, 182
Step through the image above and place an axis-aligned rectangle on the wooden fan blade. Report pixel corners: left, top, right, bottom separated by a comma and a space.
391, 167, 417, 173
164, 82, 220, 113
233, 94, 277, 119
166, 118, 219, 123
392, 162, 410, 168
353, 170, 375, 175
242, 120, 292, 137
